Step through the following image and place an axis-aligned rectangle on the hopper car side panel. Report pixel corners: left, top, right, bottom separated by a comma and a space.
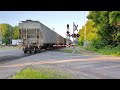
39, 22, 57, 49
19, 20, 66, 53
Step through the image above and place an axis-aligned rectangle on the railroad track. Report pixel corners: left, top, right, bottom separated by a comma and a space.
0, 47, 63, 64
0, 49, 47, 64
0, 54, 30, 64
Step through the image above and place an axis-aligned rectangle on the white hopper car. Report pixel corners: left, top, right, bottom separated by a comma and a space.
19, 20, 66, 53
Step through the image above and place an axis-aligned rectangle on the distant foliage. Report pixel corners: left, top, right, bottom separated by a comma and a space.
0, 24, 20, 45
13, 26, 20, 39
78, 20, 98, 46
0, 24, 13, 45
78, 11, 120, 49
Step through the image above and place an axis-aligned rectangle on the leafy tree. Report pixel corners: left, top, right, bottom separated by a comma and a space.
13, 26, 20, 39
0, 24, 13, 45
87, 11, 120, 48
109, 11, 120, 26
78, 20, 98, 46
109, 11, 120, 45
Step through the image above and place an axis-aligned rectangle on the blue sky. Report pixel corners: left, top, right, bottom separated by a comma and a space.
0, 11, 89, 38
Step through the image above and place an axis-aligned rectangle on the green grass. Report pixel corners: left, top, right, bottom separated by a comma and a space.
55, 46, 85, 54
84, 45, 120, 56
10, 67, 72, 79
58, 49, 73, 53
55, 48, 73, 53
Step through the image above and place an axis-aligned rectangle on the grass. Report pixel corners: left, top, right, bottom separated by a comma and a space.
55, 48, 73, 53
84, 45, 120, 56
55, 46, 84, 54
10, 67, 72, 79
58, 49, 73, 53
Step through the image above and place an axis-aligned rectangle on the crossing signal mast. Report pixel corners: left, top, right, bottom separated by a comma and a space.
72, 22, 80, 45
66, 23, 80, 47
66, 24, 70, 47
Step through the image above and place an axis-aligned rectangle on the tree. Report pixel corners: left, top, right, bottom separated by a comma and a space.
0, 24, 13, 45
109, 11, 120, 26
13, 26, 20, 39
78, 20, 98, 46
109, 11, 120, 45
87, 11, 120, 48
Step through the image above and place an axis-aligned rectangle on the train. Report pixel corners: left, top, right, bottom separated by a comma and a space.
18, 20, 66, 54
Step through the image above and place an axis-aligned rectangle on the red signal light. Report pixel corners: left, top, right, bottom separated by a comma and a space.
66, 31, 70, 34
76, 34, 80, 37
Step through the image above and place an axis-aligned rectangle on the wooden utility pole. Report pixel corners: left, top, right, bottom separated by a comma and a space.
0, 25, 2, 46
84, 11, 87, 47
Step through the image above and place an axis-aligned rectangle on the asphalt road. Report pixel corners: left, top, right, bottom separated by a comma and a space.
0, 47, 120, 79
0, 48, 31, 63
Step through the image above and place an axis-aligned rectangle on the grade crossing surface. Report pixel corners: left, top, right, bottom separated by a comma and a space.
0, 48, 120, 79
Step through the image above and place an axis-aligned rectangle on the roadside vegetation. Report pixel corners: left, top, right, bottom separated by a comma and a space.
0, 24, 20, 45
10, 67, 72, 79
78, 11, 120, 56
55, 47, 73, 53
55, 47, 84, 54
79, 45, 120, 56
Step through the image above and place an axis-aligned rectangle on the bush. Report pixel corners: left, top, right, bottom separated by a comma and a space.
11, 67, 72, 79
103, 45, 113, 49
84, 44, 120, 56
78, 41, 83, 46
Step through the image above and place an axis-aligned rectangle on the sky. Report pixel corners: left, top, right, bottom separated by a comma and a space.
0, 11, 89, 38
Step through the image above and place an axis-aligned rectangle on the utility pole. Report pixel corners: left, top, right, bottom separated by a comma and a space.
73, 22, 75, 44
0, 25, 2, 47
84, 11, 86, 47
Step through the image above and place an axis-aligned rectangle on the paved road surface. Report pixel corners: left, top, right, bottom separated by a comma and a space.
0, 48, 120, 79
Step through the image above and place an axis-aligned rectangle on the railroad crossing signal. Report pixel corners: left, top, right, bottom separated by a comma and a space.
66, 23, 80, 47
71, 33, 80, 38
66, 31, 70, 34
74, 38, 78, 44
66, 31, 70, 37
76, 34, 80, 37
73, 34, 76, 37
66, 24, 70, 46
73, 23, 78, 31
67, 24, 69, 29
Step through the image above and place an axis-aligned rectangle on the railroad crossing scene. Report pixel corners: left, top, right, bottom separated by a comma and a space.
0, 11, 120, 79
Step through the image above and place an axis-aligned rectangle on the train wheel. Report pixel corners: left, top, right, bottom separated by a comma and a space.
24, 47, 28, 54
34, 48, 37, 53
45, 47, 48, 50
29, 51, 32, 53
34, 47, 38, 54
38, 49, 41, 53
24, 50, 27, 54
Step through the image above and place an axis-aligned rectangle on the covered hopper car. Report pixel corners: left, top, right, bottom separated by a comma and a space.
19, 20, 66, 54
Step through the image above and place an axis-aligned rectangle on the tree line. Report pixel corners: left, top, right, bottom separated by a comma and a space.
0, 24, 20, 45
78, 11, 120, 49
